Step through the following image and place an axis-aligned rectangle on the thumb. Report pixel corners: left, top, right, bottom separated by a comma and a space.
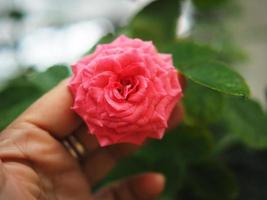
167, 102, 184, 131
0, 159, 6, 189
93, 173, 165, 200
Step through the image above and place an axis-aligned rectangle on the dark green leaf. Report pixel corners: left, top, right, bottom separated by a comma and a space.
103, 157, 151, 181
0, 65, 69, 130
28, 65, 70, 92
168, 41, 250, 96
0, 96, 38, 130
130, 0, 180, 47
137, 125, 214, 164
101, 125, 214, 199
94, 157, 152, 191
167, 40, 221, 65
183, 81, 225, 124
181, 61, 249, 97
0, 71, 42, 130
222, 97, 267, 149
0, 72, 41, 111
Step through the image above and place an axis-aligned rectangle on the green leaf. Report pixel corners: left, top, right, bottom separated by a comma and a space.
0, 65, 69, 130
103, 157, 151, 181
130, 0, 180, 47
168, 41, 250, 96
222, 97, 267, 149
142, 125, 214, 198
167, 40, 221, 64
101, 125, 214, 199
0, 96, 38, 130
181, 61, 249, 97
28, 65, 70, 92
183, 81, 225, 124
0, 71, 41, 111
137, 125, 214, 164
94, 156, 153, 191
167, 41, 249, 96
0, 71, 42, 130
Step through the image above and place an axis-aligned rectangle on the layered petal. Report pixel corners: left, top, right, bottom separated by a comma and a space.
68, 35, 183, 146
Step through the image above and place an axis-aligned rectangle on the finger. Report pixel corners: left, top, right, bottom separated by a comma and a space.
0, 160, 6, 192
9, 79, 82, 138
76, 103, 182, 186
177, 72, 187, 91
72, 125, 138, 185
82, 143, 138, 186
74, 125, 99, 153
167, 102, 184, 131
93, 173, 165, 200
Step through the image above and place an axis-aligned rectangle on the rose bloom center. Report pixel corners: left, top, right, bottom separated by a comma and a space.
113, 76, 138, 100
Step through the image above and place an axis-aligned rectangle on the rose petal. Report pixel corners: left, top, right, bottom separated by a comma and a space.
68, 35, 183, 146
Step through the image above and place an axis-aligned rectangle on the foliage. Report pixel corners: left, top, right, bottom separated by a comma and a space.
167, 42, 249, 96
0, 0, 266, 199
129, 0, 180, 47
0, 65, 69, 130
222, 97, 267, 149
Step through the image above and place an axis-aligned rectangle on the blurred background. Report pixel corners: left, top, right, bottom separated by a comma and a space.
0, 0, 266, 107
0, 0, 148, 80
1, 1, 267, 200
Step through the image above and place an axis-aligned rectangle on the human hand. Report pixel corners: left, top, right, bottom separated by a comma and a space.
0, 80, 183, 200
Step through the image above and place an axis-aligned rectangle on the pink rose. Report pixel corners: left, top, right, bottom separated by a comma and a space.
69, 35, 183, 146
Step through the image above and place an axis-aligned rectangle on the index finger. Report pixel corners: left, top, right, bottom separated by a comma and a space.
9, 79, 81, 138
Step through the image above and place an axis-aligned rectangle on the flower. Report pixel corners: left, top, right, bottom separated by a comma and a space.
69, 35, 183, 146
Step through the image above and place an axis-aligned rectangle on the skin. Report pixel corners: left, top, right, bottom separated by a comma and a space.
0, 80, 183, 200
